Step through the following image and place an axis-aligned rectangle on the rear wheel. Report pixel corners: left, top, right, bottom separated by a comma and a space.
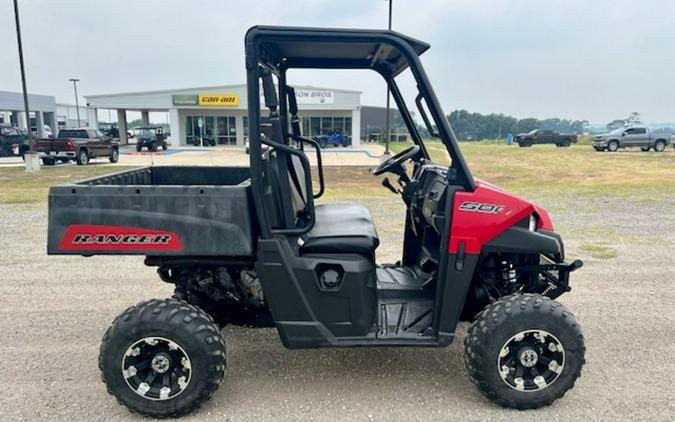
76, 149, 89, 165
99, 299, 226, 418
654, 140, 666, 152
136, 144, 142, 152
607, 140, 619, 152
162, 143, 168, 150
109, 149, 119, 163
464, 293, 585, 409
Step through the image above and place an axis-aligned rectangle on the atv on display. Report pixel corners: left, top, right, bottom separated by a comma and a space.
47, 26, 585, 418
135, 126, 168, 152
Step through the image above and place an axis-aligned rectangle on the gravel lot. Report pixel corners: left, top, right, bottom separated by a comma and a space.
1, 192, 674, 421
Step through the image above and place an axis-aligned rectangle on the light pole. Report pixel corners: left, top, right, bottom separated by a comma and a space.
69, 78, 81, 127
13, 0, 31, 143
383, 0, 393, 157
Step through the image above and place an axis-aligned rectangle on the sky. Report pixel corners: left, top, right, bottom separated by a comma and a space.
1, 0, 674, 124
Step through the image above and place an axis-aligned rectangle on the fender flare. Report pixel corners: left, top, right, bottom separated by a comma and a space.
482, 226, 563, 260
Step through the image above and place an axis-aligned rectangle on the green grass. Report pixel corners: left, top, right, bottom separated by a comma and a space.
0, 166, 135, 204
0, 140, 673, 204
389, 139, 675, 200
579, 242, 618, 259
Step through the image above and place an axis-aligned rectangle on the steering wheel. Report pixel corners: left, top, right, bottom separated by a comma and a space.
372, 145, 421, 176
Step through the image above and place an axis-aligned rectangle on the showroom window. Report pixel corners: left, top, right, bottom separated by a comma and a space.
185, 115, 236, 146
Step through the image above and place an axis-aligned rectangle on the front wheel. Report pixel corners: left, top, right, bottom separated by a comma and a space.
99, 299, 226, 418
464, 293, 585, 410
607, 140, 619, 152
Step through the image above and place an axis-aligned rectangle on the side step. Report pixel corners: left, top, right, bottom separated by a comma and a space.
377, 299, 433, 339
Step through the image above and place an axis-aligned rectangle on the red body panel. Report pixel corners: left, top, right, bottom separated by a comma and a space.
58, 224, 183, 251
448, 180, 553, 254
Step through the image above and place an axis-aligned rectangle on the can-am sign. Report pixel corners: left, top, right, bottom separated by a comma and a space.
172, 94, 240, 107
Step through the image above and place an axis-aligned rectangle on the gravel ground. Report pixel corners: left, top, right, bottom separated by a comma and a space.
1, 193, 674, 421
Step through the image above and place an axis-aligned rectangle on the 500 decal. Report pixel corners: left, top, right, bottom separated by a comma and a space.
458, 201, 505, 214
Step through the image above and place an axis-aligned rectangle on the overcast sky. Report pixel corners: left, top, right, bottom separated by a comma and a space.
1, 0, 674, 124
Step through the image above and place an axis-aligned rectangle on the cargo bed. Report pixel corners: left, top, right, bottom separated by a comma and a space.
48, 166, 258, 257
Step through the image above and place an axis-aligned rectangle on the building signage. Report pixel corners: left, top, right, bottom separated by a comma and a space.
172, 95, 198, 106
198, 94, 239, 107
259, 88, 335, 105
295, 89, 334, 104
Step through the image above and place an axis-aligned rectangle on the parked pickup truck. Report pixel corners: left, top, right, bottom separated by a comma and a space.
0, 125, 30, 158
515, 129, 577, 147
34, 128, 119, 165
592, 126, 673, 152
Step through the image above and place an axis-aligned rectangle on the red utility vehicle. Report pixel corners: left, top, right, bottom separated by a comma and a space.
48, 26, 585, 418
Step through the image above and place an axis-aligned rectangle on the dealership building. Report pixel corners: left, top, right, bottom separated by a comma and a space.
85, 84, 368, 147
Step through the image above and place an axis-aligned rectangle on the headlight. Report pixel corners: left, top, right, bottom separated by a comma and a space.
529, 214, 537, 232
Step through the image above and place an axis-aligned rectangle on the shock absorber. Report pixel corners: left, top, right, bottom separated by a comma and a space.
501, 260, 517, 287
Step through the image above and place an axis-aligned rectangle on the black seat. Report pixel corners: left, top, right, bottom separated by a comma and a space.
299, 203, 379, 255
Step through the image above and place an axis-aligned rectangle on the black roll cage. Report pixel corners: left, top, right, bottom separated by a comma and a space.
245, 26, 476, 238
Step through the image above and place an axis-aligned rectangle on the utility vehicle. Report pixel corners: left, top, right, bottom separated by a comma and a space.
135, 126, 168, 152
47, 26, 585, 418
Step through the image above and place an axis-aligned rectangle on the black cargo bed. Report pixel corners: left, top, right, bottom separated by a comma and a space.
48, 166, 258, 257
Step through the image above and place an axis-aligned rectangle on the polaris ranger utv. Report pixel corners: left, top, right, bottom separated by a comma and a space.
47, 26, 585, 418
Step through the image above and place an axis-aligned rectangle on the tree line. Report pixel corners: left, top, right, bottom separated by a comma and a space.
445, 110, 589, 141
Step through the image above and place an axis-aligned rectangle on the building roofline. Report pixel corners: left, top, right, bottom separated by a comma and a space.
85, 84, 361, 99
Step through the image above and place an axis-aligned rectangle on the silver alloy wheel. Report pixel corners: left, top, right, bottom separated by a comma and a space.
122, 336, 192, 401
655, 141, 665, 152
497, 329, 565, 392
608, 141, 619, 152
79, 150, 88, 163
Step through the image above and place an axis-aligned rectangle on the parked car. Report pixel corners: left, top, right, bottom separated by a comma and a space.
135, 126, 168, 151
515, 129, 577, 147
0, 125, 30, 158
30, 124, 53, 138
34, 128, 119, 165
592, 126, 673, 152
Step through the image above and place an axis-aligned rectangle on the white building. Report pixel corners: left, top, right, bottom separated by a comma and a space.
56, 103, 89, 128
0, 90, 59, 137
84, 84, 362, 147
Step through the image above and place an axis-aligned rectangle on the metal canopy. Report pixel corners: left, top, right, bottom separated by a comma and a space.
246, 26, 430, 76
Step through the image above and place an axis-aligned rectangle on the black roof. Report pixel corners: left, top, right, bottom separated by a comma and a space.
246, 26, 430, 76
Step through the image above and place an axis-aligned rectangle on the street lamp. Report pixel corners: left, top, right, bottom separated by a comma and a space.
69, 78, 81, 127
383, 0, 393, 157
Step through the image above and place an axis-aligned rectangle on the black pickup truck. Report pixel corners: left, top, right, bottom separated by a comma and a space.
515, 129, 577, 147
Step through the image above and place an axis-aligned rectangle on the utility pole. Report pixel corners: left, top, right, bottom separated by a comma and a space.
383, 0, 393, 158
69, 78, 81, 127
13, 0, 39, 170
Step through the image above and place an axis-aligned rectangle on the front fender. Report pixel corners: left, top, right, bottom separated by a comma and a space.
483, 226, 564, 261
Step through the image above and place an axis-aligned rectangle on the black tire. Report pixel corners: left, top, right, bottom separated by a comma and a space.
464, 293, 585, 410
99, 298, 226, 418
640, 146, 650, 152
109, 148, 119, 163
319, 139, 328, 148
150, 142, 158, 152
607, 140, 619, 152
42, 157, 56, 166
654, 140, 666, 152
517, 142, 525, 148
162, 143, 168, 150
136, 144, 142, 152
76, 149, 89, 165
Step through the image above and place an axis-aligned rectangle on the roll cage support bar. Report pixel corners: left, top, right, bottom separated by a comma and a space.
245, 26, 476, 238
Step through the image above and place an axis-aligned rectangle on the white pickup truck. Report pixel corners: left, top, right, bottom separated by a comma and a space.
592, 127, 673, 152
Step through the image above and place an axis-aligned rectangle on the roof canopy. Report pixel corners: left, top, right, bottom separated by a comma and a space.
246, 26, 430, 76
